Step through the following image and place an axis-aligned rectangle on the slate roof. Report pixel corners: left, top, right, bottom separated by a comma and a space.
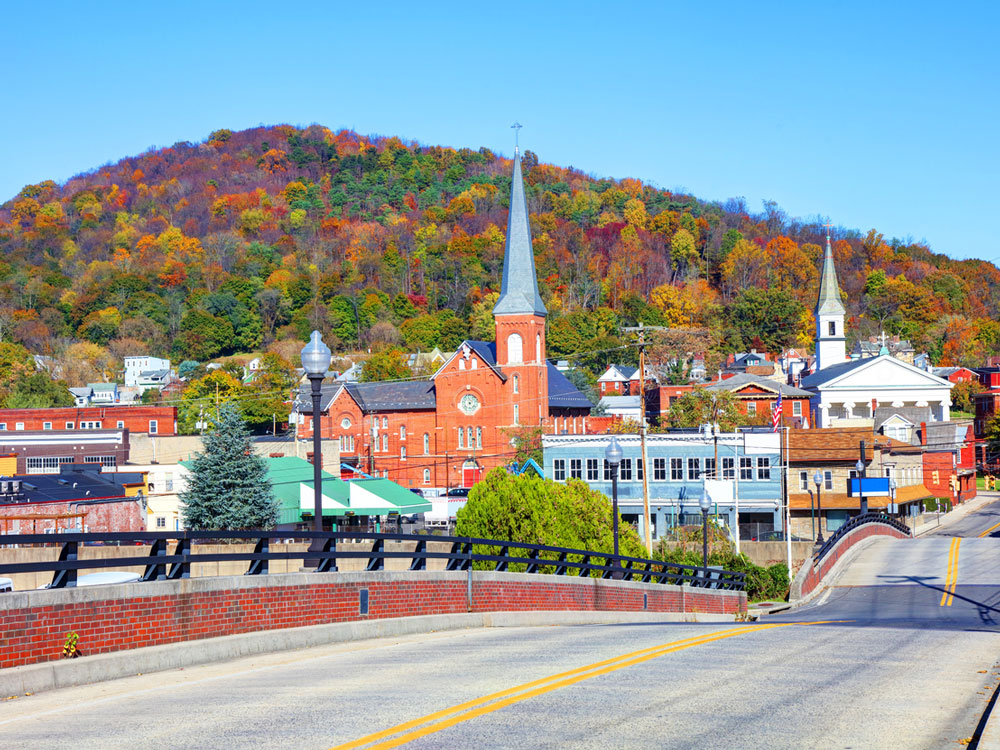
799, 357, 871, 388
921, 421, 972, 451
703, 373, 812, 397
345, 381, 436, 412
493, 149, 547, 317
874, 406, 930, 428
547, 362, 593, 410
293, 383, 340, 415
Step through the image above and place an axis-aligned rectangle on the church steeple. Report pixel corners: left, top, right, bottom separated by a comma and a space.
815, 226, 846, 370
493, 145, 547, 318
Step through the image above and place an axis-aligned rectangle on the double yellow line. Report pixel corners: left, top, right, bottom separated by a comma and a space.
979, 520, 1000, 538
940, 537, 961, 606
330, 622, 838, 750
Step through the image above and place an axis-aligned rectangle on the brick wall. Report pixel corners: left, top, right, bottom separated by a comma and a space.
0, 571, 745, 669
795, 523, 910, 599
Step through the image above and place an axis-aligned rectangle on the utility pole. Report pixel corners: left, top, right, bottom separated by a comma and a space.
638, 323, 652, 554
783, 425, 791, 571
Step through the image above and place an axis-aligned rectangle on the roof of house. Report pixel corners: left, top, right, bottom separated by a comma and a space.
599, 395, 641, 409
598, 365, 637, 381
799, 357, 869, 388
548, 362, 593, 409
345, 380, 437, 412
874, 406, 931, 429
920, 421, 972, 452
293, 383, 341, 414
788, 427, 909, 463
1, 465, 144, 505
703, 373, 812, 397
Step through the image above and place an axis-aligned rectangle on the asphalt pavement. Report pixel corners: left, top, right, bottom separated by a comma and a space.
3, 499, 1000, 749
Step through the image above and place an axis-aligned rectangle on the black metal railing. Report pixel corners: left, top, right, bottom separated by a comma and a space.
813, 512, 912, 562
0, 530, 746, 592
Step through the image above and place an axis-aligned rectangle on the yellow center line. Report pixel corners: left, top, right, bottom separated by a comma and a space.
940, 537, 961, 606
979, 520, 1000, 538
329, 621, 846, 750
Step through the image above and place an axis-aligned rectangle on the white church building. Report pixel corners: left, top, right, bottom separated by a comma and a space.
800, 232, 953, 429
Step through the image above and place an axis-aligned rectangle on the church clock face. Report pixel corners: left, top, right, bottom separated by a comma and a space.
459, 394, 481, 415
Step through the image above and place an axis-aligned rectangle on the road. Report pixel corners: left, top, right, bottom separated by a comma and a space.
2, 500, 1000, 749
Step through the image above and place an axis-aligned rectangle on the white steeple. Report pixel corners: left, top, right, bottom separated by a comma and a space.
815, 225, 846, 370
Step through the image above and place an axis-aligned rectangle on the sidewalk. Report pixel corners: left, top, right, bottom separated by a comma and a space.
911, 490, 999, 536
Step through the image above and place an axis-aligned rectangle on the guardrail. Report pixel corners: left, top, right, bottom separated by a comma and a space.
0, 530, 746, 591
813, 512, 912, 562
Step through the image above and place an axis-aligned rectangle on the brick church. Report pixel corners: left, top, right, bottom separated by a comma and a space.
297, 145, 593, 489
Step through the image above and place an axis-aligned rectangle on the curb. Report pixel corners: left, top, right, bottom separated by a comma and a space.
0, 609, 734, 697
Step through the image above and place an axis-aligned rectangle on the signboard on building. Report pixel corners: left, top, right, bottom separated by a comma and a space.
848, 477, 891, 497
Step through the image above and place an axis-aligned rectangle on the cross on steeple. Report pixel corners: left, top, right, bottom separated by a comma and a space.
511, 122, 522, 151
823, 221, 833, 240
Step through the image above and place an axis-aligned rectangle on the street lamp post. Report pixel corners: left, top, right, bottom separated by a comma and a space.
813, 471, 824, 545
699, 492, 712, 583
605, 436, 623, 567
855, 459, 867, 515
301, 330, 332, 566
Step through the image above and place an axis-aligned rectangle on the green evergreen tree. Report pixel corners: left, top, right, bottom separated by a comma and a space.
180, 404, 279, 530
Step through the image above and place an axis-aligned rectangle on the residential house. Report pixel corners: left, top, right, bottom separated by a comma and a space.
914, 421, 977, 502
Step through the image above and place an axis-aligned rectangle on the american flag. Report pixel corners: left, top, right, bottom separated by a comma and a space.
772, 390, 783, 432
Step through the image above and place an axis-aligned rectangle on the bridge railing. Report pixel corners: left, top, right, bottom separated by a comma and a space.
0, 530, 746, 592
813, 512, 912, 562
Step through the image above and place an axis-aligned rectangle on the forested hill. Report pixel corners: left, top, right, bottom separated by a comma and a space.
1, 124, 999, 383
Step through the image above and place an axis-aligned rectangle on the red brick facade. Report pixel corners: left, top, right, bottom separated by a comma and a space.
0, 571, 745, 670
0, 497, 146, 535
0, 405, 176, 435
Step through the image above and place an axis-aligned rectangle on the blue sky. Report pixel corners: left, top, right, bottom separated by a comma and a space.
2, 1, 998, 261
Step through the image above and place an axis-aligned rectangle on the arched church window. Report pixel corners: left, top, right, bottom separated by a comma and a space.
513, 374, 519, 393
828, 321, 836, 336
507, 333, 523, 364
536, 333, 541, 362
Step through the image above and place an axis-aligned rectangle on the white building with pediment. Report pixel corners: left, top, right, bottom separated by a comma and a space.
802, 230, 953, 429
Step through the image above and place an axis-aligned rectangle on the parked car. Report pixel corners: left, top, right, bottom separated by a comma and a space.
750, 531, 810, 542
0, 577, 13, 593
447, 487, 470, 498
37, 571, 141, 589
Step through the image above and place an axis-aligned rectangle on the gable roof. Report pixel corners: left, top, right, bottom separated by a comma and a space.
704, 373, 812, 397
874, 405, 930, 428
800, 353, 954, 389
434, 340, 507, 383
547, 362, 593, 409
597, 364, 636, 382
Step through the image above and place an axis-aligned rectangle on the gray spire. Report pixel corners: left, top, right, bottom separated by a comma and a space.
493, 146, 547, 317
817, 231, 845, 316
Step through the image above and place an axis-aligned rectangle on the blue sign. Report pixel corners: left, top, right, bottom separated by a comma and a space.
848, 477, 891, 497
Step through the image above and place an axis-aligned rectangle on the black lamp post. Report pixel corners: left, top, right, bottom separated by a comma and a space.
813, 471, 824, 544
856, 459, 868, 515
605, 436, 623, 565
302, 330, 332, 565
699, 492, 712, 582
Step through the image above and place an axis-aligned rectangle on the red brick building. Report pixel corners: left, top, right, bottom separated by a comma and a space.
656, 375, 812, 428
295, 147, 592, 488
0, 405, 176, 435
916, 422, 977, 502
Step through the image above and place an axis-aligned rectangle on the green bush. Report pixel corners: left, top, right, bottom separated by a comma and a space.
654, 535, 789, 602
455, 467, 646, 573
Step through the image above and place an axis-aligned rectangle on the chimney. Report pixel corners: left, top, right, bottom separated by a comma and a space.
920, 422, 927, 446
